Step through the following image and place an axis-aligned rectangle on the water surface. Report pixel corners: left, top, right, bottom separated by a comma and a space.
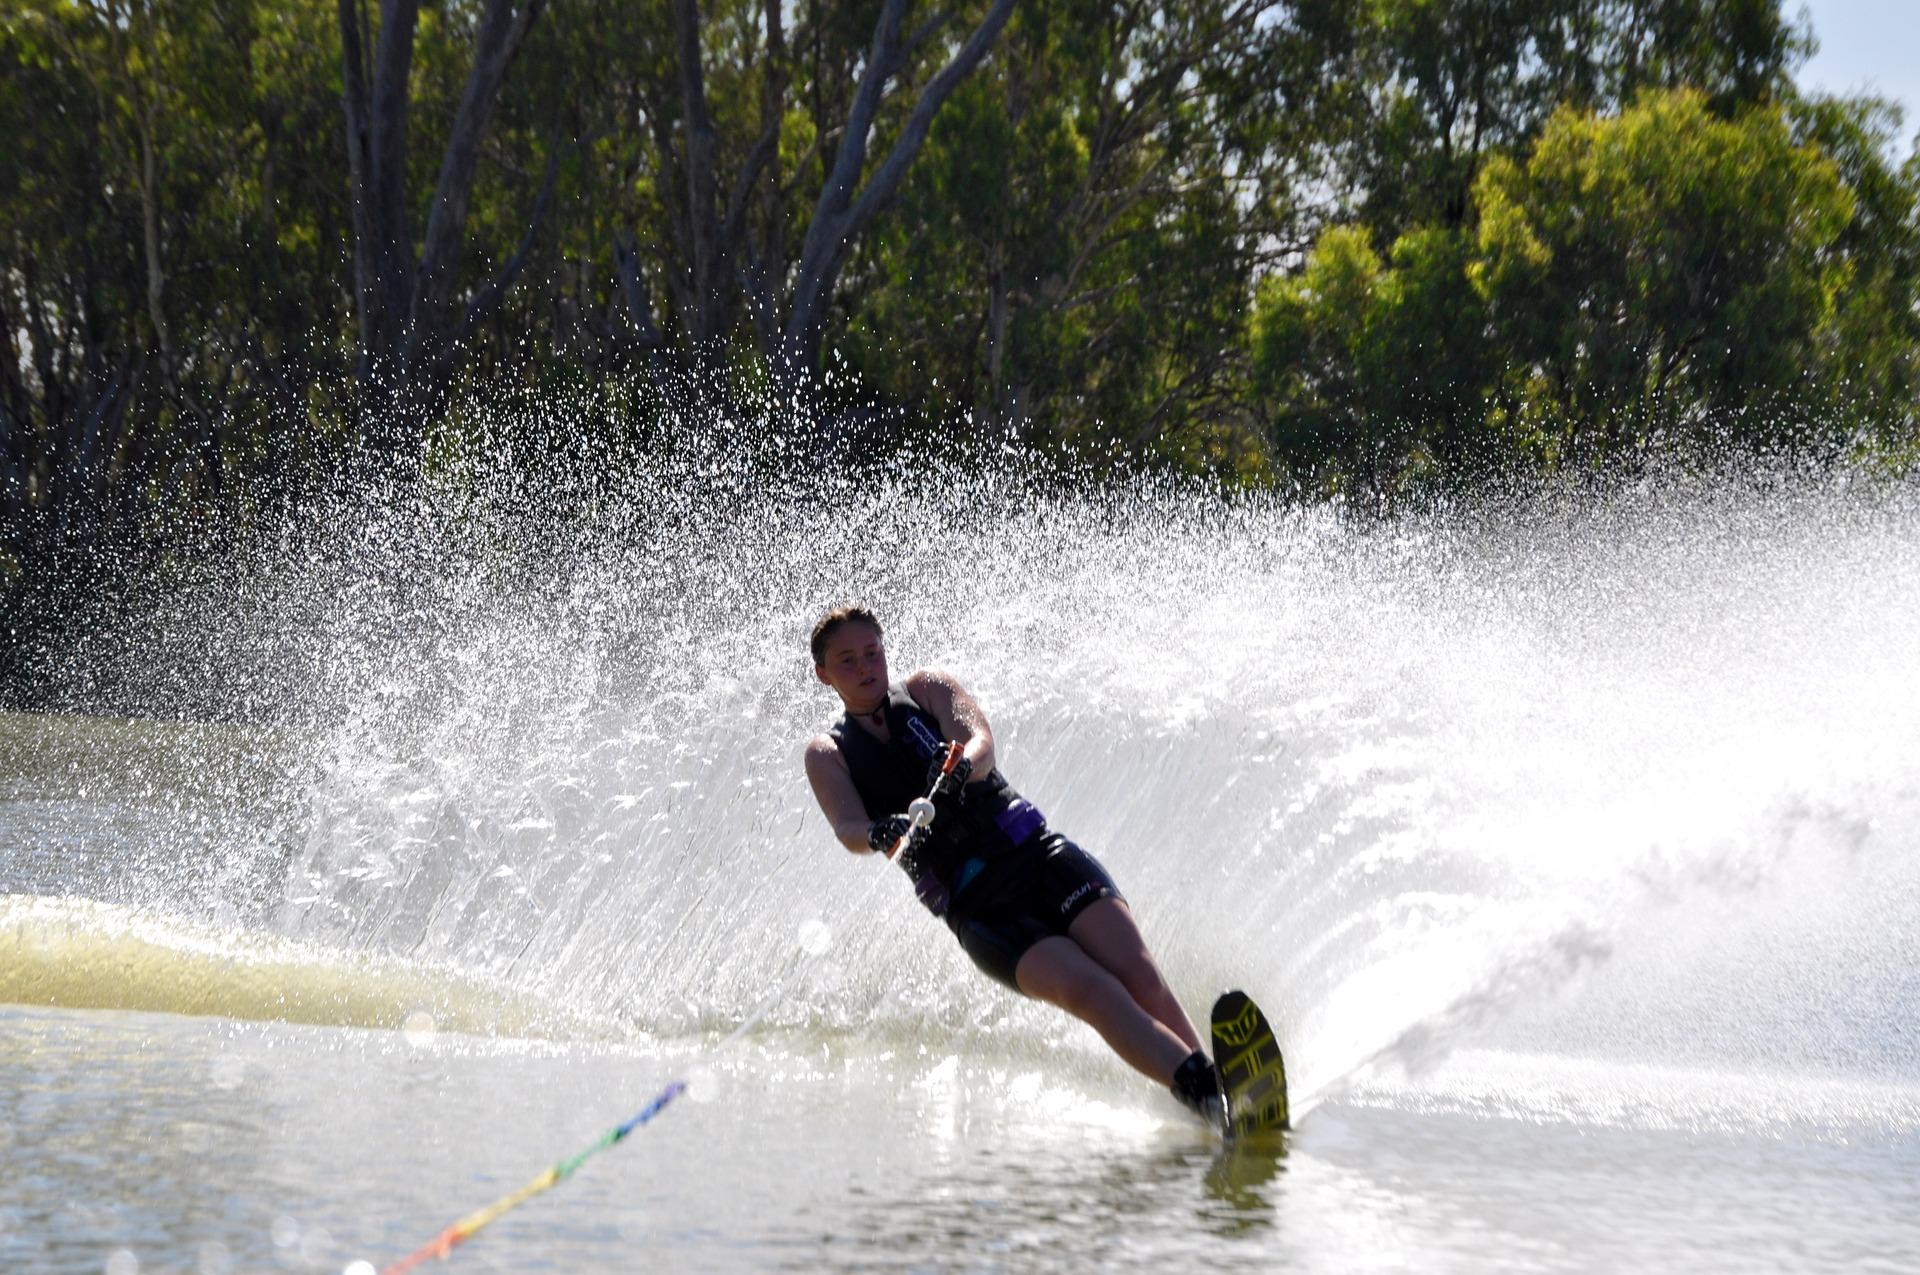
4, 468, 1917, 1272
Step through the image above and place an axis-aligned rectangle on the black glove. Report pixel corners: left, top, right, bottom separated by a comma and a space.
926, 746, 973, 802
868, 814, 922, 857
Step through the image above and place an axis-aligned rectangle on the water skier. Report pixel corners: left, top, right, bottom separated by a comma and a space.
802, 605, 1227, 1127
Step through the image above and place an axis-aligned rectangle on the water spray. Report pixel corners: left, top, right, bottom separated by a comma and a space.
375, 745, 963, 1272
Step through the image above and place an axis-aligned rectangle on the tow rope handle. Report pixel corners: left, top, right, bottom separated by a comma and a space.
888, 743, 966, 862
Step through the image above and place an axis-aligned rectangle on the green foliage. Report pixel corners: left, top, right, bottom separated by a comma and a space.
5, 0, 1919, 612
1253, 81, 1919, 491
3, 0, 350, 536
1472, 88, 1855, 460
1787, 94, 1920, 456
840, 0, 1295, 478
1252, 224, 1501, 492
1319, 0, 1810, 238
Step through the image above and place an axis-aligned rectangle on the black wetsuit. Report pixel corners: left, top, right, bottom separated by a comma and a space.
830, 684, 1123, 989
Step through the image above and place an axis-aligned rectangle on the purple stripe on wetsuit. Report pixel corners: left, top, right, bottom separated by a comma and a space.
993, 798, 1046, 847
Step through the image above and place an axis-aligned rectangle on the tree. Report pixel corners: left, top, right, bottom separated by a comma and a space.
606, 0, 1018, 408
2, 0, 365, 695
1471, 89, 1856, 461
1317, 0, 1810, 240
336, 0, 551, 462
1250, 87, 1884, 490
2, 0, 342, 577
1245, 1, 1874, 493
1788, 93, 1920, 457
1250, 224, 1502, 493
839, 0, 1309, 473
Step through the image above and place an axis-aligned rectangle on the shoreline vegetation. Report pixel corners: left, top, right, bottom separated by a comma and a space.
5, 0, 1919, 695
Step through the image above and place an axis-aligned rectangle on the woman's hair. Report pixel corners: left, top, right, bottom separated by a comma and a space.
810, 605, 882, 666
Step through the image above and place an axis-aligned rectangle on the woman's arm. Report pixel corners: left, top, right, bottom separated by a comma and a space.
804, 736, 880, 853
904, 668, 997, 783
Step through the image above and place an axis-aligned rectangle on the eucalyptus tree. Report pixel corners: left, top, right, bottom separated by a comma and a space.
1788, 93, 1920, 457
836, 0, 1314, 471
1323, 0, 1810, 239
2, 0, 358, 695
1251, 87, 1893, 490
1471, 89, 1857, 460
602, 0, 1017, 411
2, 0, 343, 579
1247, 0, 1833, 493
337, 0, 553, 462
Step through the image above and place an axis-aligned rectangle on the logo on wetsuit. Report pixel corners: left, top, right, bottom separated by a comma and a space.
1059, 882, 1096, 914
906, 715, 944, 760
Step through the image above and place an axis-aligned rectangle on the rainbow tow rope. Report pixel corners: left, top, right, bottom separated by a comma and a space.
379, 745, 965, 1273
380, 1079, 688, 1274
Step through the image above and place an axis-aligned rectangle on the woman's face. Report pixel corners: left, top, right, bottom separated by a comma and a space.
814, 621, 888, 712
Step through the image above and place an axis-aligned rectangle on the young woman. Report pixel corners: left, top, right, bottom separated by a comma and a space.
802, 604, 1225, 1125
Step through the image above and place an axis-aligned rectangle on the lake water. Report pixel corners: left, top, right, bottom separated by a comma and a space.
4, 466, 1918, 1272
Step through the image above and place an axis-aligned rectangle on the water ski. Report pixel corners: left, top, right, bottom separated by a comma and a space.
1211, 990, 1289, 1138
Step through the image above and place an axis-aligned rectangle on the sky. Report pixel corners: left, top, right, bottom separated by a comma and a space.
1794, 0, 1920, 144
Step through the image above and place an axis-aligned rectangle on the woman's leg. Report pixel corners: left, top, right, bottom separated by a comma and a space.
1066, 898, 1204, 1055
1014, 935, 1195, 1084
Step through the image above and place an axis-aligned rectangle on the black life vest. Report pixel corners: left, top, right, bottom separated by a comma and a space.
829, 683, 1046, 914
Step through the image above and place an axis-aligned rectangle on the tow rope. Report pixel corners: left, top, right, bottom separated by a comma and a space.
378, 744, 965, 1272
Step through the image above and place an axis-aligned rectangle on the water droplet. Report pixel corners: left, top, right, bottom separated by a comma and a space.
686, 1064, 718, 1104
402, 1010, 438, 1047
104, 1251, 139, 1275
797, 918, 832, 956
342, 1263, 378, 1275
300, 1227, 333, 1263
270, 1215, 300, 1249
210, 1055, 246, 1090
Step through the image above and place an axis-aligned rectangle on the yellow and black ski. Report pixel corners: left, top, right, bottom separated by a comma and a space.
1211, 990, 1289, 1138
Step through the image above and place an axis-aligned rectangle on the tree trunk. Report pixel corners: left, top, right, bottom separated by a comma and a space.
336, 0, 546, 466
136, 105, 171, 368
625, 0, 787, 368
777, 0, 1018, 392
610, 0, 1015, 427
411, 0, 547, 366
985, 259, 1009, 427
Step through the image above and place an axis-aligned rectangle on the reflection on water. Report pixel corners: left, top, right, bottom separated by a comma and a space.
6, 1005, 1919, 1275
1203, 1140, 1289, 1232
1, 1010, 281, 1273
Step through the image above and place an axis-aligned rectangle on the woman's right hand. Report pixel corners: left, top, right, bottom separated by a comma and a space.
867, 814, 915, 856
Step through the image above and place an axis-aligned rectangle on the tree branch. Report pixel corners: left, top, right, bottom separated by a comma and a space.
722, 0, 789, 262
414, 0, 547, 355
895, 9, 954, 73
813, 0, 909, 233
845, 0, 1016, 234
451, 141, 565, 350
613, 234, 668, 353
782, 0, 1016, 375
